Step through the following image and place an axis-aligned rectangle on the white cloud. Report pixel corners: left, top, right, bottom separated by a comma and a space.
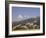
16, 15, 30, 21
17, 14, 23, 19
24, 15, 27, 18
16, 14, 24, 21
24, 15, 30, 18
27, 16, 30, 18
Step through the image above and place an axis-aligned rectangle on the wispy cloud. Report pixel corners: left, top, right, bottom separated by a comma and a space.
17, 14, 23, 19
16, 14, 24, 21
15, 14, 31, 21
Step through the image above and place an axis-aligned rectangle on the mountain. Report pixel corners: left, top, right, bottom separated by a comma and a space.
12, 16, 40, 31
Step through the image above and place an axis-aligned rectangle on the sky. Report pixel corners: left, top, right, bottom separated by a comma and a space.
12, 7, 40, 22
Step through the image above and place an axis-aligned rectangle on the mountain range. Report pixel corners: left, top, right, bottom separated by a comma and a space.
12, 16, 40, 31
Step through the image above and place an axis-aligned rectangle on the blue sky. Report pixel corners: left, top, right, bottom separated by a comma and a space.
12, 7, 40, 22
